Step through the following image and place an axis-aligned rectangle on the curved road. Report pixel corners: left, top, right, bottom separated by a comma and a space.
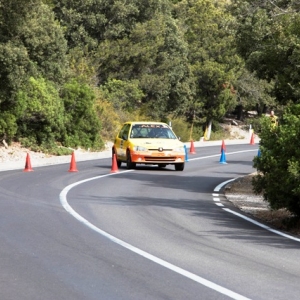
1, 144, 299, 300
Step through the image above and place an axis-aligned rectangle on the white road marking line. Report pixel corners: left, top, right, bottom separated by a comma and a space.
214, 178, 236, 192
223, 208, 300, 242
215, 203, 224, 207
215, 180, 300, 243
212, 193, 219, 197
188, 150, 257, 162
59, 170, 251, 300
213, 198, 220, 202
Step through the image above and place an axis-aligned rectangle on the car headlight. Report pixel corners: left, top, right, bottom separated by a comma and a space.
173, 147, 185, 153
133, 145, 148, 151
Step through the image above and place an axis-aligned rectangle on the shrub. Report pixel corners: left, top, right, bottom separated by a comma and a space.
243, 116, 264, 134
168, 118, 191, 142
16, 77, 65, 145
19, 138, 73, 155
253, 105, 300, 217
61, 79, 104, 150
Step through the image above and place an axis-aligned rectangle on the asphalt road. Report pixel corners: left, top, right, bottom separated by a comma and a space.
1, 144, 300, 300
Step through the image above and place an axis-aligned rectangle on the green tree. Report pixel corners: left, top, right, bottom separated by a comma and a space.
0, 1, 67, 114
61, 79, 103, 149
0, 0, 68, 145
0, 0, 34, 41
20, 2, 68, 83
0, 42, 35, 106
52, 0, 141, 50
16, 77, 65, 144
175, 0, 242, 138
253, 104, 300, 217
235, 69, 276, 119
232, 0, 300, 105
99, 79, 144, 112
97, 13, 193, 119
0, 112, 18, 143
52, 0, 173, 49
52, 0, 193, 119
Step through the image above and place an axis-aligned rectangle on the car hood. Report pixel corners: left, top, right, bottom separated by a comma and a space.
131, 138, 183, 149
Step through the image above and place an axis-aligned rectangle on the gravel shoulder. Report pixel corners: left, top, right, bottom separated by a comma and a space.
224, 174, 300, 237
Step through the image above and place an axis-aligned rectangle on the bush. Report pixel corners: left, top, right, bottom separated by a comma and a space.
243, 117, 264, 134
168, 118, 192, 142
253, 105, 300, 217
209, 122, 231, 141
96, 92, 153, 142
0, 112, 18, 143
16, 77, 65, 145
19, 138, 73, 155
61, 79, 104, 150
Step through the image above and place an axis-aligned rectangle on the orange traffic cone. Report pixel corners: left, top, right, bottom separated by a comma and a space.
250, 132, 255, 145
68, 152, 78, 172
24, 153, 33, 172
189, 140, 196, 154
111, 154, 119, 173
221, 140, 226, 152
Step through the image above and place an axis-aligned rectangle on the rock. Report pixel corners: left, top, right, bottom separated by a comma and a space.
3, 140, 8, 149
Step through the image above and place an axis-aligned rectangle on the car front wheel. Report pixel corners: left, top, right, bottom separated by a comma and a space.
112, 148, 122, 168
117, 159, 122, 168
174, 163, 184, 171
126, 151, 136, 169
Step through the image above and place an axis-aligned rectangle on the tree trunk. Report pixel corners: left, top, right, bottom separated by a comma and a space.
236, 105, 243, 120
205, 119, 212, 140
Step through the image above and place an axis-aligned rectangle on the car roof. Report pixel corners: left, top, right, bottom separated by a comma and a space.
124, 121, 169, 125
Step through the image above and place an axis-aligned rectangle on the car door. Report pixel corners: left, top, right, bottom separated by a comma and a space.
120, 124, 131, 158
115, 123, 131, 160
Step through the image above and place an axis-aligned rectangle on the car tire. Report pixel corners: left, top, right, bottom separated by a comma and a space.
112, 148, 122, 168
175, 163, 184, 171
126, 150, 136, 169
117, 159, 122, 168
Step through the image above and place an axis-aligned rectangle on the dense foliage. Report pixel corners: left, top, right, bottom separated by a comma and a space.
231, 0, 300, 216
0, 0, 102, 150
253, 104, 300, 217
232, 0, 300, 106
0, 1, 299, 150
0, 0, 266, 149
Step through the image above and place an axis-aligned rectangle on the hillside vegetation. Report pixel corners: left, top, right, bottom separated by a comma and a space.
0, 1, 284, 149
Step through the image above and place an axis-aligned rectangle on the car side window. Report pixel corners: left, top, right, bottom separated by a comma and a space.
118, 125, 125, 139
118, 124, 130, 140
122, 124, 130, 140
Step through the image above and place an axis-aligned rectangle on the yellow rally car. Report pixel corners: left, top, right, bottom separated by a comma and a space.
112, 122, 185, 171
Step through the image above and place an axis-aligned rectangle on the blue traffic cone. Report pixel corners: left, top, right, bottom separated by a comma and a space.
257, 148, 261, 157
219, 149, 227, 164
184, 144, 189, 162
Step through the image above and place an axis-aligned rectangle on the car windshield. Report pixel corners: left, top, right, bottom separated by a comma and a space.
130, 124, 177, 139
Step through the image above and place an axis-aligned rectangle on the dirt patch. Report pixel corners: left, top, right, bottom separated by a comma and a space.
220, 123, 249, 140
0, 142, 52, 163
225, 174, 300, 236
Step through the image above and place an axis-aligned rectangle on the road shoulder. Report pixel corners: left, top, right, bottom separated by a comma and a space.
224, 174, 300, 236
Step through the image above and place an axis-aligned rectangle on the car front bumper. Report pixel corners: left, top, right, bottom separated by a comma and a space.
131, 151, 185, 164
